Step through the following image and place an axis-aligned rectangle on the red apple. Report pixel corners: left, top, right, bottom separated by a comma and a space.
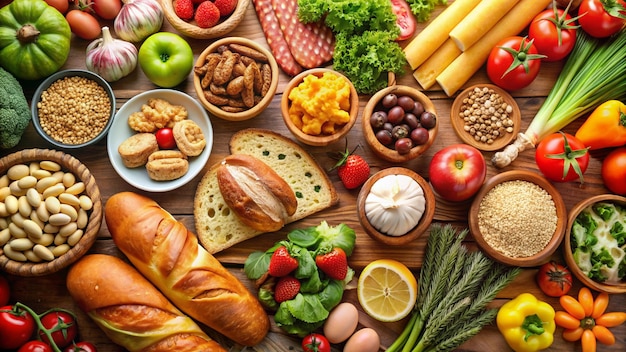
428, 144, 487, 202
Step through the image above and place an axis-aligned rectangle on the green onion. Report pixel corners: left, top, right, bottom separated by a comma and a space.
492, 28, 626, 168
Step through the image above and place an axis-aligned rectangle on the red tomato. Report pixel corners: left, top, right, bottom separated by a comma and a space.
428, 144, 487, 202
578, 0, 626, 38
302, 333, 331, 352
528, 7, 578, 61
390, 0, 417, 41
0, 305, 36, 350
45, 0, 70, 14
0, 274, 9, 306
601, 146, 626, 195
19, 341, 54, 352
93, 0, 122, 20
38, 311, 78, 349
66, 9, 102, 40
487, 36, 545, 91
64, 341, 98, 352
535, 132, 590, 183
536, 261, 573, 297
155, 128, 176, 149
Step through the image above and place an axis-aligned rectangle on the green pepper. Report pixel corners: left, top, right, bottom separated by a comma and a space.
497, 293, 556, 352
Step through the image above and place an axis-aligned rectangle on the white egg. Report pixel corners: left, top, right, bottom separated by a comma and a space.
343, 327, 380, 352
323, 302, 359, 344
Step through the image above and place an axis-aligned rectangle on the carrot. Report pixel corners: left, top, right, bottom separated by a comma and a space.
562, 327, 584, 342
581, 329, 597, 352
592, 325, 615, 345
591, 292, 609, 319
578, 287, 594, 317
595, 312, 626, 327
561, 294, 586, 320
555, 311, 581, 330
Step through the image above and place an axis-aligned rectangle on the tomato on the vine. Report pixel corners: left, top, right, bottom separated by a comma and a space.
390, 0, 417, 41
486, 36, 546, 91
601, 146, 626, 195
535, 132, 590, 184
578, 0, 626, 38
528, 6, 579, 61
155, 127, 176, 149
39, 311, 78, 349
65, 9, 101, 40
18, 340, 54, 352
92, 0, 122, 20
45, 0, 70, 14
302, 333, 331, 352
64, 341, 98, 352
0, 305, 36, 350
536, 261, 573, 297
0, 274, 9, 306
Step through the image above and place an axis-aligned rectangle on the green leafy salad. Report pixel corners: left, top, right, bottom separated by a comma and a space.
571, 201, 626, 283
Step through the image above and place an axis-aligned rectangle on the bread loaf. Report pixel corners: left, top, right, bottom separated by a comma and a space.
66, 254, 226, 352
104, 192, 269, 347
195, 128, 338, 253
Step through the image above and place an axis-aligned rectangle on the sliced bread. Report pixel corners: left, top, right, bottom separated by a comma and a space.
194, 128, 339, 253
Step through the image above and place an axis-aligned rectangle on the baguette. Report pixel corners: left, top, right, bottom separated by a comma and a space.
104, 192, 270, 347
66, 254, 226, 352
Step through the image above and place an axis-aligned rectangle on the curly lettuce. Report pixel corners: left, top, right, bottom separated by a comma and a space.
406, 0, 448, 23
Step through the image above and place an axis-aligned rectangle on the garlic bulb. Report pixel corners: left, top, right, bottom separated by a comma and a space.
86, 27, 138, 82
114, 0, 163, 43
364, 174, 425, 236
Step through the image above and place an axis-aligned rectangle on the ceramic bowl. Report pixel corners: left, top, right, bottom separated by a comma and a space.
281, 68, 359, 147
564, 194, 626, 293
0, 149, 102, 276
193, 37, 278, 121
357, 167, 435, 246
450, 84, 521, 152
468, 170, 567, 267
160, 0, 250, 39
31, 69, 115, 149
107, 89, 213, 192
362, 85, 438, 163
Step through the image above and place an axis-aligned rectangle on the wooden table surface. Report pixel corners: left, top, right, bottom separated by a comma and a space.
1, 1, 625, 351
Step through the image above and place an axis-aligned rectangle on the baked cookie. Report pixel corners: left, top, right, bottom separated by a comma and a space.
118, 133, 159, 168
146, 150, 189, 181
173, 120, 206, 157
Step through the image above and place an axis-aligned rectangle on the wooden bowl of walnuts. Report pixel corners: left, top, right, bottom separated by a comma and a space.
160, 0, 250, 39
193, 37, 279, 121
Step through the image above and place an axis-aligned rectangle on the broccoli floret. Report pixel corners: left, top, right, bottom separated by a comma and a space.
593, 202, 615, 221
571, 214, 598, 250
0, 67, 31, 149
610, 221, 626, 246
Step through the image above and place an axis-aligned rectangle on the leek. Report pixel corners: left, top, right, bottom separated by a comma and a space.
492, 28, 626, 168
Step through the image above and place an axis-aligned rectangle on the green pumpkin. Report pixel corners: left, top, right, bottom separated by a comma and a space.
0, 0, 71, 80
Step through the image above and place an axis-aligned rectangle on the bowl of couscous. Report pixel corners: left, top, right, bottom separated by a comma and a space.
468, 170, 567, 267
31, 70, 115, 149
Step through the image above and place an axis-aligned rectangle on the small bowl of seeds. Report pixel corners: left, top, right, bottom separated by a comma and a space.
31, 69, 115, 149
450, 84, 521, 152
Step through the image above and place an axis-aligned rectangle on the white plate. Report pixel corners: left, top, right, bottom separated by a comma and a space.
107, 89, 213, 192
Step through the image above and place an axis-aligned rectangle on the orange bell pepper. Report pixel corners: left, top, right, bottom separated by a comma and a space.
575, 100, 626, 150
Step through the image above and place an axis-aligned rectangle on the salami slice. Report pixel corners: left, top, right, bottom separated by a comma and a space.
252, 0, 303, 76
271, 0, 335, 69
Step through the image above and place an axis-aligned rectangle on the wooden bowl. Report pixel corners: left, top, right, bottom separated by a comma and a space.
160, 0, 250, 39
468, 170, 567, 267
362, 85, 438, 163
193, 37, 278, 121
281, 68, 359, 147
357, 167, 435, 246
450, 84, 521, 152
0, 149, 102, 276
564, 194, 626, 293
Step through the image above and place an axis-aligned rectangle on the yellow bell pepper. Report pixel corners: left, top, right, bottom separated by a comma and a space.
497, 293, 556, 352
575, 100, 626, 150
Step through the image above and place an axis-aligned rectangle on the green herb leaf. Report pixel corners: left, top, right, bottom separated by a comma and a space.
243, 251, 270, 280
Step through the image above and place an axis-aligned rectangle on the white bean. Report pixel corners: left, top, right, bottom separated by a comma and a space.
62, 172, 75, 188
76, 209, 88, 229
0, 186, 10, 201
22, 219, 43, 239
11, 212, 26, 228
43, 223, 59, 234
78, 195, 93, 211
10, 238, 34, 251
9, 181, 26, 196
24, 250, 43, 263
48, 213, 71, 226
42, 183, 65, 199
67, 229, 83, 246
31, 169, 51, 179
26, 188, 42, 208
33, 244, 55, 261
0, 228, 11, 246
51, 243, 70, 257
37, 203, 50, 222
60, 204, 78, 221
0, 175, 9, 188
45, 197, 61, 214
59, 193, 80, 207
59, 222, 78, 237
4, 195, 18, 214
40, 160, 61, 172
36, 233, 55, 247
4, 244, 27, 261
18, 196, 31, 218
66, 182, 85, 195
17, 175, 37, 189
8, 222, 26, 239
36, 177, 59, 194
7, 164, 29, 180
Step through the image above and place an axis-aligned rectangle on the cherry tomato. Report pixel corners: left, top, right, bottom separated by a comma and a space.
64, 341, 98, 352
536, 261, 573, 297
486, 36, 545, 91
0, 305, 36, 350
302, 333, 331, 352
0, 274, 9, 306
535, 132, 589, 183
92, 0, 122, 20
578, 0, 626, 38
601, 146, 626, 195
19, 341, 54, 352
390, 0, 417, 41
39, 311, 78, 349
66, 9, 102, 40
45, 0, 70, 14
528, 7, 578, 61
155, 127, 176, 149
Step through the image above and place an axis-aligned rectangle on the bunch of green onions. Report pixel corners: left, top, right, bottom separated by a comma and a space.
492, 28, 626, 168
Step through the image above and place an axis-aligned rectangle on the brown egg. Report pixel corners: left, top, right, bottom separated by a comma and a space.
343, 328, 380, 352
323, 302, 359, 344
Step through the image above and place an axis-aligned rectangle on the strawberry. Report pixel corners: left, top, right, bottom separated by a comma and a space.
274, 275, 300, 303
315, 247, 348, 280
331, 144, 370, 190
214, 0, 237, 17
194, 1, 220, 28
174, 0, 194, 20
268, 245, 298, 277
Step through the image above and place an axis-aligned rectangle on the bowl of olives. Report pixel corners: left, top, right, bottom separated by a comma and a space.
362, 85, 438, 163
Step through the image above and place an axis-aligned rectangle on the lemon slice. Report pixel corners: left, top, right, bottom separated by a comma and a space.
357, 259, 418, 322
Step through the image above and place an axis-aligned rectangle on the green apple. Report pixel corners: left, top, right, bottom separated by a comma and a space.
138, 32, 193, 88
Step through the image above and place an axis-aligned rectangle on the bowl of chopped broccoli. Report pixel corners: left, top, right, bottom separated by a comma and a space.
564, 194, 626, 293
